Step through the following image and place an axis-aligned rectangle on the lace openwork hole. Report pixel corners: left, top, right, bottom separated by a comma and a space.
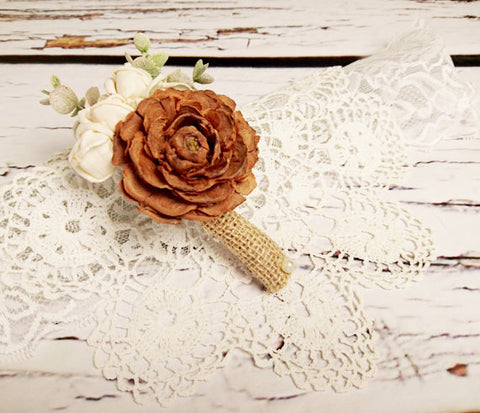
65, 219, 80, 233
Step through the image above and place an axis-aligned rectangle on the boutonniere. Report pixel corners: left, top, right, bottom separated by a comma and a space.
41, 33, 294, 293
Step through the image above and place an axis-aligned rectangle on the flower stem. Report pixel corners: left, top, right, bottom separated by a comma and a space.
202, 210, 293, 293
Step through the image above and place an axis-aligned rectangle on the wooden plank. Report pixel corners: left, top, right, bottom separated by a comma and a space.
0, 64, 319, 173
1, 64, 478, 161
0, 63, 479, 411
1, 0, 480, 57
0, 265, 479, 413
0, 63, 478, 259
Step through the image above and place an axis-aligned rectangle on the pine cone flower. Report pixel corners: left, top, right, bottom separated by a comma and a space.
112, 89, 259, 224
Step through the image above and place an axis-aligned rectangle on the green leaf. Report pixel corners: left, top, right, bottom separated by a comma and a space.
125, 52, 134, 65
39, 98, 50, 105
196, 72, 214, 84
134, 33, 151, 54
41, 89, 50, 95
70, 107, 81, 117
50, 75, 61, 89
85, 86, 100, 106
192, 59, 209, 82
151, 52, 169, 68
132, 56, 161, 78
166, 69, 193, 85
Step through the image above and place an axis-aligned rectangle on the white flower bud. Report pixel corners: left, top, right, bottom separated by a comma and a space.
105, 64, 152, 105
87, 95, 133, 131
69, 130, 116, 182
73, 111, 112, 141
74, 95, 133, 142
70, 94, 134, 182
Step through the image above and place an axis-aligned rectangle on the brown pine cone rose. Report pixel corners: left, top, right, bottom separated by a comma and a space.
112, 89, 259, 224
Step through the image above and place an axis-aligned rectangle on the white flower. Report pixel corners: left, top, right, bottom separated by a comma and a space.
105, 64, 152, 104
69, 130, 116, 182
68, 62, 195, 183
70, 94, 134, 182
73, 94, 133, 141
77, 94, 134, 136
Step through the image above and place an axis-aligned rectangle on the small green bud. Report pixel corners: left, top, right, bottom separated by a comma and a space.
132, 56, 161, 78
134, 33, 150, 54
196, 72, 214, 84
193, 59, 208, 80
151, 52, 169, 68
49, 85, 79, 115
193, 60, 213, 84
50, 75, 61, 89
85, 86, 100, 106
166, 69, 193, 85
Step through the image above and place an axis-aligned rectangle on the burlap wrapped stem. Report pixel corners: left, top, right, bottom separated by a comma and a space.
112, 88, 293, 293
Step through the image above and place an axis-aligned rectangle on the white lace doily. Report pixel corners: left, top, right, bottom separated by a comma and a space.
1, 22, 475, 406
345, 20, 479, 146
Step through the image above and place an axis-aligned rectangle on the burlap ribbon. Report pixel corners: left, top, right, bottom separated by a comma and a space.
202, 211, 294, 293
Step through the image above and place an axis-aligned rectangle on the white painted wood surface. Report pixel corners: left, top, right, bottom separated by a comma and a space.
0, 62, 479, 412
0, 0, 480, 410
1, 0, 480, 57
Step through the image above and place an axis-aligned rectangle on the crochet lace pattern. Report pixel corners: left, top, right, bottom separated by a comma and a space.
1, 22, 477, 405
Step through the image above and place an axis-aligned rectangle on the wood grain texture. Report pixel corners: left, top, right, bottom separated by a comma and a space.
0, 64, 478, 255
0, 61, 479, 410
1, 3, 479, 410
1, 0, 480, 57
